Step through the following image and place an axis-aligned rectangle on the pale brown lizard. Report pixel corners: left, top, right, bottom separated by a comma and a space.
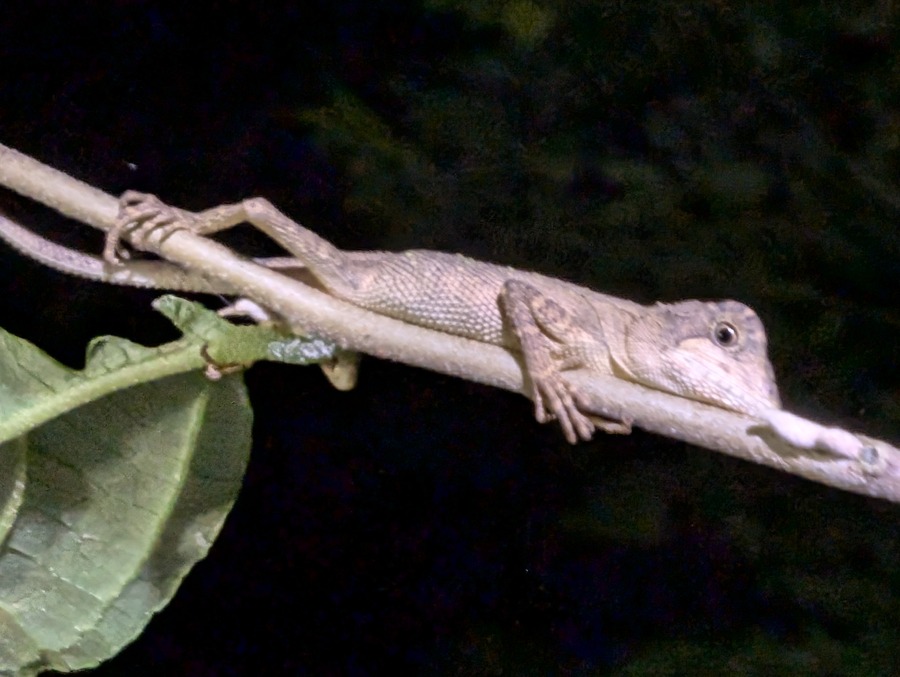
97, 191, 782, 443
5, 145, 900, 501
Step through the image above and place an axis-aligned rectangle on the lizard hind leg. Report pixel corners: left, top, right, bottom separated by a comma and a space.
500, 279, 597, 443
112, 192, 362, 298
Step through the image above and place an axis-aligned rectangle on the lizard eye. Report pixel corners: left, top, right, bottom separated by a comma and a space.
713, 321, 739, 347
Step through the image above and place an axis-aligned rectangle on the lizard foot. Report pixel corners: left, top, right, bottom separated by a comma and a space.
106, 191, 193, 264
531, 375, 596, 444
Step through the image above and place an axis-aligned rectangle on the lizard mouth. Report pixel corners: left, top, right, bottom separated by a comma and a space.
666, 341, 781, 414
624, 338, 781, 415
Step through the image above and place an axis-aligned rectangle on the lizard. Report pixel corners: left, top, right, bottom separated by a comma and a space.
92, 191, 783, 444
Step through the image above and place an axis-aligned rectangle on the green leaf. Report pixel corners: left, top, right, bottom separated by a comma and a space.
0, 439, 27, 549
0, 295, 343, 674
0, 371, 252, 675
0, 295, 342, 443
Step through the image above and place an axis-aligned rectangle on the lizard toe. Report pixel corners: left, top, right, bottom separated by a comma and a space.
131, 214, 184, 249
556, 404, 595, 444
570, 410, 596, 442
119, 189, 156, 207
532, 376, 596, 443
103, 225, 130, 264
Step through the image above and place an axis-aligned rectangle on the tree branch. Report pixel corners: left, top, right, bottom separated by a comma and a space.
1, 142, 898, 502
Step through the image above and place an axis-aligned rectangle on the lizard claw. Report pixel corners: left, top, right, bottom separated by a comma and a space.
531, 375, 596, 444
106, 191, 192, 264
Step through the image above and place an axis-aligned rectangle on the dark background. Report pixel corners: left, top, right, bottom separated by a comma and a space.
1, 1, 899, 674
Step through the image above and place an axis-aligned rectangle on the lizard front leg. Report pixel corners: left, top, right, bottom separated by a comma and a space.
500, 280, 603, 444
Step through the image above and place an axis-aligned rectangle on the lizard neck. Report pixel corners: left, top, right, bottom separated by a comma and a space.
597, 305, 642, 381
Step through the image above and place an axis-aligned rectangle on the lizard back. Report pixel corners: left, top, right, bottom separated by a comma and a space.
330, 249, 618, 348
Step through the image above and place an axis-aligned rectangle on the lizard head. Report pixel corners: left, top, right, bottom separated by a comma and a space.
620, 300, 781, 415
